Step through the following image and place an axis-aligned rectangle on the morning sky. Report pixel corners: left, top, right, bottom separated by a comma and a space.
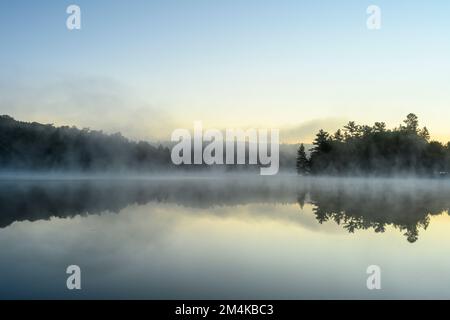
1, 0, 449, 143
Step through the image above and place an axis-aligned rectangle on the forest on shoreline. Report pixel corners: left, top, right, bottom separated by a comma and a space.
296, 114, 450, 177
1, 114, 449, 177
0, 115, 297, 172
0, 115, 171, 171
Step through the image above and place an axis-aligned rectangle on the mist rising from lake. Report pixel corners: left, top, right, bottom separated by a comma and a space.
1, 175, 449, 299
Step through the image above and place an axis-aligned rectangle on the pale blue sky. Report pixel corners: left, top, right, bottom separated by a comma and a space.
1, 0, 449, 142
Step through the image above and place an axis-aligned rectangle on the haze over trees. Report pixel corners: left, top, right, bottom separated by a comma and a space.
296, 114, 450, 176
0, 115, 171, 171
2, 113, 449, 176
0, 115, 296, 172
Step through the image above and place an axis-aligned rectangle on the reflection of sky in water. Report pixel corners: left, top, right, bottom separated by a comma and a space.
1, 197, 450, 299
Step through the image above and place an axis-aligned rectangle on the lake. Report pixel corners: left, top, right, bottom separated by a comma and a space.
1, 175, 450, 299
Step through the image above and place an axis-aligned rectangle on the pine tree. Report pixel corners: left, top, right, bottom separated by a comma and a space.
373, 122, 386, 133
402, 113, 419, 133
334, 129, 344, 142
420, 127, 430, 141
344, 121, 360, 139
296, 143, 309, 175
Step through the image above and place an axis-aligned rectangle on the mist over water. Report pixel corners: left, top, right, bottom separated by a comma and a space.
0, 174, 450, 299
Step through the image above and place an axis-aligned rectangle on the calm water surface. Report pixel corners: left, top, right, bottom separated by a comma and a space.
1, 175, 450, 299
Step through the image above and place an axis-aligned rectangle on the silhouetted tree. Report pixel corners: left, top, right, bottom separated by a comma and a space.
420, 127, 430, 141
344, 121, 360, 139
373, 122, 386, 133
402, 113, 419, 133
296, 143, 309, 175
298, 114, 450, 176
334, 129, 344, 142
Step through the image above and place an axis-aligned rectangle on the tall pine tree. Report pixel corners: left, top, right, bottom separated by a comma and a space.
296, 143, 309, 175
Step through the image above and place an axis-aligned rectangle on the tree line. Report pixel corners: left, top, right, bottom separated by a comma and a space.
0, 115, 171, 171
297, 114, 450, 176
2, 113, 449, 176
0, 115, 298, 172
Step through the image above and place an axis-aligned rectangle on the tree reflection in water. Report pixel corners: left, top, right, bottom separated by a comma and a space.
297, 179, 450, 243
0, 176, 449, 243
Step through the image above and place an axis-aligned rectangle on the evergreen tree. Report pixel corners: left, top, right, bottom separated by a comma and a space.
373, 122, 386, 133
402, 113, 419, 133
344, 121, 360, 139
420, 127, 430, 141
334, 129, 344, 142
313, 129, 331, 152
296, 143, 309, 175
303, 114, 450, 176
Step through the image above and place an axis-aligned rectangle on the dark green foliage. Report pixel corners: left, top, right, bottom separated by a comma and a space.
300, 114, 450, 176
296, 143, 309, 175
0, 115, 171, 171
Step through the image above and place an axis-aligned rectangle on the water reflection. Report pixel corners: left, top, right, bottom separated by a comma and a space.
1, 176, 449, 242
296, 179, 450, 243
